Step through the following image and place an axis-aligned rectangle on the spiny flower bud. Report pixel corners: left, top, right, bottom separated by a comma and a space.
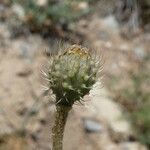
48, 44, 101, 106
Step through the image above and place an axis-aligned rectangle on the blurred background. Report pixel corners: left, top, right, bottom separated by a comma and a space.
0, 0, 149, 150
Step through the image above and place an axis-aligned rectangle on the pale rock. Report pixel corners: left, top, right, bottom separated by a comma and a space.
105, 41, 112, 48
0, 4, 5, 12
89, 81, 132, 140
101, 15, 119, 32
0, 23, 11, 39
119, 142, 148, 150
35, 0, 48, 7
12, 4, 25, 20
78, 2, 89, 10
133, 47, 146, 60
83, 118, 103, 133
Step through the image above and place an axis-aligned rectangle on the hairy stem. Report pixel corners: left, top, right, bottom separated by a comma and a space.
52, 105, 71, 150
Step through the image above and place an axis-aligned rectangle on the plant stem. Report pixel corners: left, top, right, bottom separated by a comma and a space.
52, 105, 71, 150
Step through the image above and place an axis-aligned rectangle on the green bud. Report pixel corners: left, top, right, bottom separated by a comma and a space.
48, 45, 101, 106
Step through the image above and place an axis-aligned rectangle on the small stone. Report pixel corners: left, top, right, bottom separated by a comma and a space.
83, 118, 103, 133
119, 142, 148, 150
105, 41, 112, 48
102, 15, 119, 32
133, 47, 146, 60
12, 4, 25, 20
35, 0, 48, 7
16, 67, 32, 77
78, 2, 89, 10
90, 83, 132, 141
15, 62, 32, 77
0, 4, 5, 12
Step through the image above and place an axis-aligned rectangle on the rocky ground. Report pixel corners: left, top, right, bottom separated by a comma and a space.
0, 2, 149, 150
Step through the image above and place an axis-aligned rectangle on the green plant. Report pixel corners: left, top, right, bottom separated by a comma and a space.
14, 0, 91, 32
114, 68, 150, 147
132, 103, 150, 147
47, 45, 101, 150
129, 72, 150, 147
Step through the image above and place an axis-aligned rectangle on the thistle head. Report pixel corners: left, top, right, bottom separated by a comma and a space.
48, 45, 101, 106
